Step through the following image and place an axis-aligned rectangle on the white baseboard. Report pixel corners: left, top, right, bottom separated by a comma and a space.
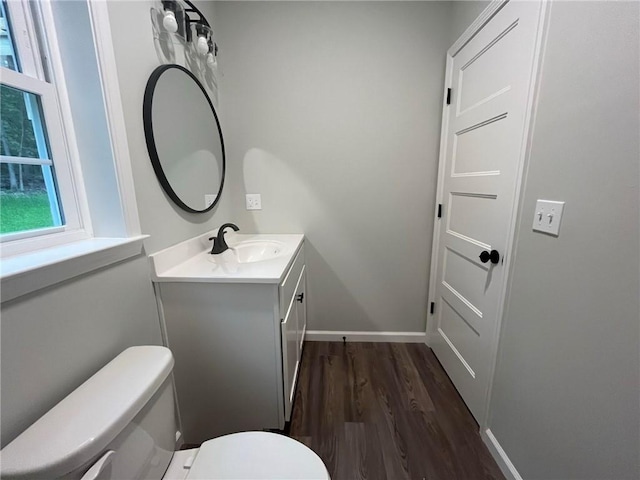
305, 330, 427, 343
482, 429, 523, 480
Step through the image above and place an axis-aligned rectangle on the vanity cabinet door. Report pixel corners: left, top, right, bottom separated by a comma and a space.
281, 298, 299, 422
279, 245, 305, 318
296, 267, 307, 354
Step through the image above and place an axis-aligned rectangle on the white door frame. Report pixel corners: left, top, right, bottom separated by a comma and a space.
425, 0, 550, 429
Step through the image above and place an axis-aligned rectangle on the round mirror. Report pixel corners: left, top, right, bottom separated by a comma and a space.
143, 64, 225, 213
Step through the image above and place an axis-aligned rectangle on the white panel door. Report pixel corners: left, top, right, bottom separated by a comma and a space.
429, 0, 544, 422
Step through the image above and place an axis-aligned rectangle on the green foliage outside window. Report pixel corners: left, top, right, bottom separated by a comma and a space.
1, 85, 54, 233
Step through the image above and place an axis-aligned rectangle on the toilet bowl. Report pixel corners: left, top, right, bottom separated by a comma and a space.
0, 346, 330, 480
165, 432, 327, 480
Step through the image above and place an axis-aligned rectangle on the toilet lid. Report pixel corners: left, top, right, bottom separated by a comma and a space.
185, 432, 330, 480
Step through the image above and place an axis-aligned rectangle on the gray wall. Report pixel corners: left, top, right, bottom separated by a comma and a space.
0, 256, 162, 446
216, 1, 452, 332
487, 2, 640, 478
107, 0, 231, 254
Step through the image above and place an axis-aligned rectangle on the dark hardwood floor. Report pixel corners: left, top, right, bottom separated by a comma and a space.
288, 342, 505, 480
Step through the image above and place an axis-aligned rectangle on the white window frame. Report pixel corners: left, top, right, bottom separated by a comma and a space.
3, 0, 44, 79
1, 0, 92, 256
1, 0, 145, 302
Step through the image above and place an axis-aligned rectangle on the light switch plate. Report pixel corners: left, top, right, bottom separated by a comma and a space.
204, 194, 217, 208
532, 200, 565, 236
245, 193, 262, 210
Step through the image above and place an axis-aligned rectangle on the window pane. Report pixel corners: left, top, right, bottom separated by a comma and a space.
1, 84, 49, 160
0, 163, 63, 234
0, 85, 64, 234
0, 1, 20, 72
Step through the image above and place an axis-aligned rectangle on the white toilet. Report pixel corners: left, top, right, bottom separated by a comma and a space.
0, 346, 330, 480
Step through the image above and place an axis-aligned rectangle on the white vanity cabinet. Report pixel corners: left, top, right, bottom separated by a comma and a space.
151, 235, 306, 445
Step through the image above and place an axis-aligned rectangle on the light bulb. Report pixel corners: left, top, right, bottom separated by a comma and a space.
162, 10, 178, 33
206, 52, 217, 67
196, 35, 209, 56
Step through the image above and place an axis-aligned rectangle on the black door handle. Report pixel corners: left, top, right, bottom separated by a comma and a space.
296, 293, 304, 303
479, 250, 500, 264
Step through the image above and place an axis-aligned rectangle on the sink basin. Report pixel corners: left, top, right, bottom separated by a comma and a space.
231, 240, 285, 263
207, 240, 285, 264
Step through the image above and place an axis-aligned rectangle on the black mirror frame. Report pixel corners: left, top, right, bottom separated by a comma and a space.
143, 63, 225, 214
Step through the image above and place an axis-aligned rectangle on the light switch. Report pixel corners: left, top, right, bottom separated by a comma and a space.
245, 193, 262, 210
532, 200, 565, 236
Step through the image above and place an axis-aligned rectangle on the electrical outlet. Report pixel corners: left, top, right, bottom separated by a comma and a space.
532, 200, 565, 236
204, 194, 217, 208
245, 193, 262, 210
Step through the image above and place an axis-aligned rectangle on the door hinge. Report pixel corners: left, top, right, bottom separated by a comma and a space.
437, 204, 442, 218
446, 88, 452, 105
430, 302, 435, 315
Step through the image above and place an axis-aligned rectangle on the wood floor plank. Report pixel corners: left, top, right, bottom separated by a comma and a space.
333, 422, 386, 480
290, 342, 321, 437
313, 433, 340, 476
290, 343, 313, 435
289, 341, 505, 480
343, 343, 376, 423
373, 417, 412, 480
320, 353, 346, 429
389, 343, 436, 413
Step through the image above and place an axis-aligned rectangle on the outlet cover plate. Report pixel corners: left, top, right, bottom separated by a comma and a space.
246, 193, 262, 210
532, 200, 565, 236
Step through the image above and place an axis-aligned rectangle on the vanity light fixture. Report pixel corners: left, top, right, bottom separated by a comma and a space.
182, 0, 218, 58
159, 0, 219, 66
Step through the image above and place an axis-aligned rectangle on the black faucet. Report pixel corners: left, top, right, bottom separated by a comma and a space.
209, 223, 239, 255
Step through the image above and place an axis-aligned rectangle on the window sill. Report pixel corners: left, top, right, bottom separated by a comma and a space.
1, 236, 148, 303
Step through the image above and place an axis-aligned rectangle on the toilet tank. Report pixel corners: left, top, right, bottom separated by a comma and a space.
0, 346, 179, 480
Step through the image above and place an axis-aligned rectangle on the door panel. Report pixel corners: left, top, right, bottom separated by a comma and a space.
440, 280, 482, 334
439, 299, 482, 369
430, 0, 544, 422
448, 193, 497, 243
453, 114, 510, 175
457, 21, 519, 113
443, 247, 487, 311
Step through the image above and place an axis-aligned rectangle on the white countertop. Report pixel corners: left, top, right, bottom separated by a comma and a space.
149, 232, 304, 284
